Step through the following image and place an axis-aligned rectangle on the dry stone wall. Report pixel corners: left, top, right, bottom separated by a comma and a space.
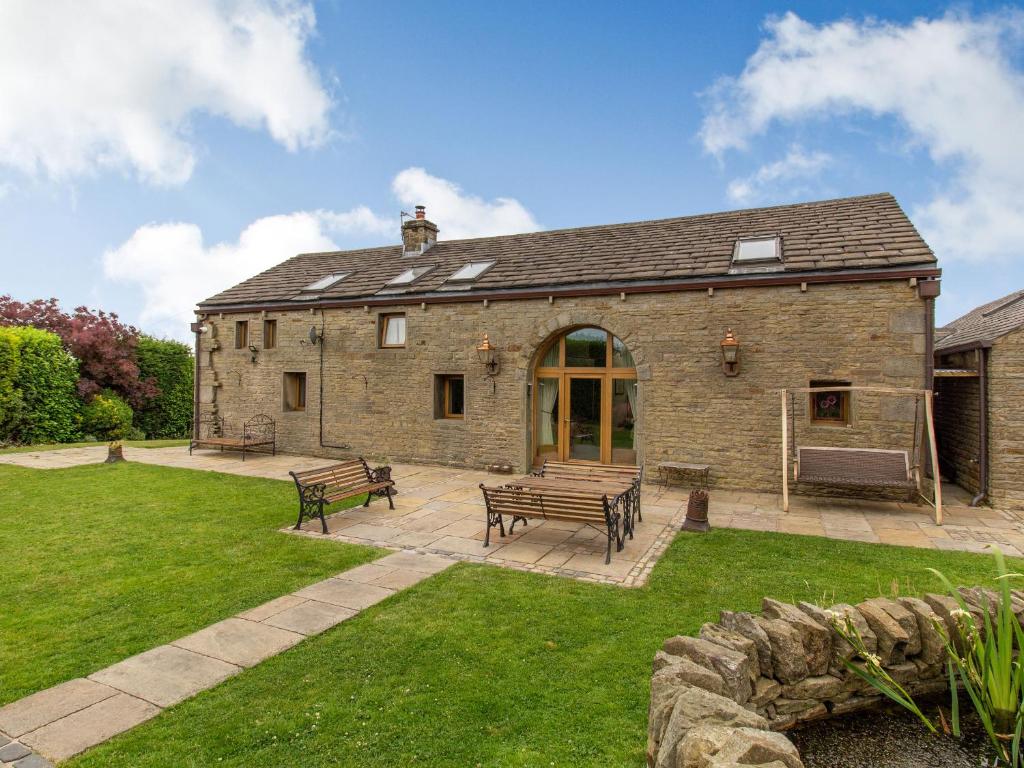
198, 279, 926, 491
647, 586, 1023, 768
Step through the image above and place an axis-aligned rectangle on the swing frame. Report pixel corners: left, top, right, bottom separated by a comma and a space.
779, 386, 942, 524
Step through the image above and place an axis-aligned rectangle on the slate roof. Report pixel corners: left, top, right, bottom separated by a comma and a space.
936, 289, 1024, 352
199, 193, 936, 309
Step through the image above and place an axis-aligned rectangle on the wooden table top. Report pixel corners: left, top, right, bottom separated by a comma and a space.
508, 474, 634, 497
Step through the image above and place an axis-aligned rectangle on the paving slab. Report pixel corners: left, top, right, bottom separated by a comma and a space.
237, 594, 307, 622
11, 753, 53, 768
0, 679, 117, 739
20, 694, 159, 762
262, 600, 356, 635
89, 645, 240, 707
172, 618, 304, 668
293, 578, 395, 610
373, 551, 454, 574
370, 568, 432, 590
0, 742, 31, 762
336, 563, 396, 584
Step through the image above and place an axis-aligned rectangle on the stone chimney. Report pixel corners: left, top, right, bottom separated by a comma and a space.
402, 205, 438, 255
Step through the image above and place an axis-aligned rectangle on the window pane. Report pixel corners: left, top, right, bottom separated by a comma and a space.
235, 322, 247, 348
284, 373, 306, 411
612, 335, 634, 368
535, 377, 560, 458
540, 341, 559, 367
448, 261, 495, 281
611, 379, 637, 464
812, 391, 844, 420
448, 377, 464, 416
568, 377, 601, 460
264, 320, 276, 349
384, 315, 406, 346
564, 328, 607, 367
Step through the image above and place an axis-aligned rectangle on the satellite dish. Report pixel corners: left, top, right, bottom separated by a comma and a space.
309, 326, 320, 345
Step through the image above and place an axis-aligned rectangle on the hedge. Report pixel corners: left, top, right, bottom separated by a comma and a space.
134, 336, 194, 438
0, 326, 80, 444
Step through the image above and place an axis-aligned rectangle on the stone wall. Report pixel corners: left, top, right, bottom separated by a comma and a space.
197, 279, 928, 491
934, 374, 980, 494
989, 328, 1024, 510
648, 587, 1012, 768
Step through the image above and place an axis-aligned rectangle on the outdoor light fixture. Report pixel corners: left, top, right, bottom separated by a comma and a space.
248, 344, 259, 364
476, 333, 500, 376
720, 329, 740, 377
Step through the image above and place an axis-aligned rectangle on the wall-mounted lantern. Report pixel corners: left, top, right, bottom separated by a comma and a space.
720, 329, 740, 377
248, 344, 259, 364
476, 333, 500, 376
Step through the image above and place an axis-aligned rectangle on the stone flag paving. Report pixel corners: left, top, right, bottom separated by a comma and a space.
0, 552, 454, 764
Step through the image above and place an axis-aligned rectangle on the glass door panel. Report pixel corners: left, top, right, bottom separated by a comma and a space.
611, 379, 637, 464
534, 377, 560, 462
567, 377, 602, 462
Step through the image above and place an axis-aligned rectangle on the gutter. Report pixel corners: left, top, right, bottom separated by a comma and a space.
971, 346, 989, 507
196, 265, 942, 316
190, 320, 203, 439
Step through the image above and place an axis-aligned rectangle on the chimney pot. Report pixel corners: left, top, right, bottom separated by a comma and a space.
415, 205, 426, 220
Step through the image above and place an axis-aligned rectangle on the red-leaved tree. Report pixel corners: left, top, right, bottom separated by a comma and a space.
0, 296, 158, 408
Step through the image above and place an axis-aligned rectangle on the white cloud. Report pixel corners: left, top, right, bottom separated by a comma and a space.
103, 169, 538, 340
0, 0, 331, 186
726, 145, 832, 204
701, 11, 1024, 262
392, 167, 540, 239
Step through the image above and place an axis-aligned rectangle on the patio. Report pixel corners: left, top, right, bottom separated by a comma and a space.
4, 445, 1023, 585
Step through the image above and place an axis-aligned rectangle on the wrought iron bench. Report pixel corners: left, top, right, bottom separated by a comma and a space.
189, 413, 275, 461
479, 483, 625, 564
794, 446, 917, 490
533, 460, 643, 535
290, 459, 395, 534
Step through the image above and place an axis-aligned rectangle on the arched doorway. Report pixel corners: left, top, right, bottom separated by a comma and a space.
533, 326, 638, 465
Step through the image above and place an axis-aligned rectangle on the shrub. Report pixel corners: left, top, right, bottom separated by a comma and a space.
0, 326, 80, 444
81, 389, 134, 441
133, 336, 194, 438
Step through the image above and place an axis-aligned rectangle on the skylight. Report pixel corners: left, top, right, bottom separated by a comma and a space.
447, 261, 496, 282
302, 273, 349, 291
387, 265, 434, 286
733, 237, 781, 262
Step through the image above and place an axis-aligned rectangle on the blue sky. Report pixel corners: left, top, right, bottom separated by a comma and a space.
2, 1, 1022, 340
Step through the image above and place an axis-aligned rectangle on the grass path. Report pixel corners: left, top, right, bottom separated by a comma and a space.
0, 462, 377, 706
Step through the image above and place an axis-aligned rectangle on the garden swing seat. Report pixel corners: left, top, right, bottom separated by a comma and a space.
794, 446, 917, 490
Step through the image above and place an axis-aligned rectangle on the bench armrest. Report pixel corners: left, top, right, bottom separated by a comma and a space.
297, 482, 327, 503
368, 465, 393, 484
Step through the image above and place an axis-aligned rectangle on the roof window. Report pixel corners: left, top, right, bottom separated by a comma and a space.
301, 273, 349, 291
386, 265, 434, 286
447, 261, 496, 282
733, 237, 781, 262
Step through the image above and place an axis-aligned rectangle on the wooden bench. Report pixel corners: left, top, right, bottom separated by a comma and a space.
479, 483, 626, 563
795, 446, 917, 490
190, 413, 275, 461
290, 459, 395, 534
533, 460, 642, 536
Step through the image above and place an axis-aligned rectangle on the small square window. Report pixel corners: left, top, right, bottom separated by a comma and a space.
284, 372, 306, 412
379, 314, 406, 348
263, 319, 277, 349
810, 380, 850, 425
435, 375, 464, 419
235, 321, 249, 349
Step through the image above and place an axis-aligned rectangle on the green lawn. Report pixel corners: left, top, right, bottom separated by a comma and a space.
0, 438, 190, 454
2, 462, 1012, 766
0, 463, 378, 705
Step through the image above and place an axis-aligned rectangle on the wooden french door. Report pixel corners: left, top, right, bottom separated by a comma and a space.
533, 327, 638, 466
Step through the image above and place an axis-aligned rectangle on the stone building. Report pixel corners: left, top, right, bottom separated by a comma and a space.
934, 289, 1024, 510
193, 193, 941, 492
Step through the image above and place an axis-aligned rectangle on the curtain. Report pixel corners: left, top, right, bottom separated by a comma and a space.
625, 379, 637, 422
538, 378, 559, 445
384, 316, 406, 345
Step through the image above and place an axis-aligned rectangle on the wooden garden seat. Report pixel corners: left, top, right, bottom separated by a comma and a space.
189, 413, 275, 461
795, 446, 916, 490
532, 460, 642, 535
290, 459, 394, 533
479, 483, 626, 563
